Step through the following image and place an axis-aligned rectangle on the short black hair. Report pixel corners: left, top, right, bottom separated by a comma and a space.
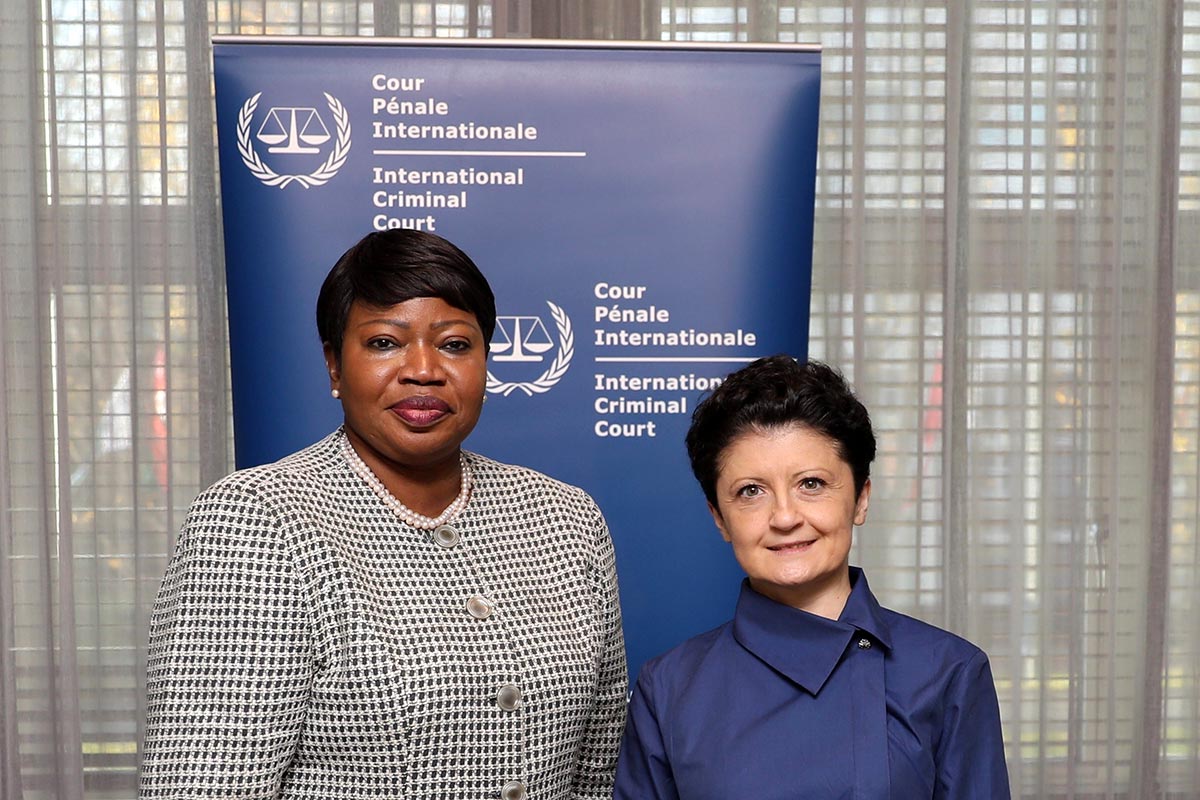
316, 229, 496, 360
686, 355, 876, 508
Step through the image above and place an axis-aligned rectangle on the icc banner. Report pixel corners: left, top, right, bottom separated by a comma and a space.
212, 38, 821, 677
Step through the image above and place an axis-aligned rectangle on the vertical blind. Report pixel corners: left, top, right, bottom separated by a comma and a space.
1, 1, 1196, 797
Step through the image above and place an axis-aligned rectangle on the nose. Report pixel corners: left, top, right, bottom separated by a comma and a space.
768, 493, 802, 532
401, 342, 443, 383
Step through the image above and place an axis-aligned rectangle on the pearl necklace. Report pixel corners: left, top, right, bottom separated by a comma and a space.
340, 435, 472, 530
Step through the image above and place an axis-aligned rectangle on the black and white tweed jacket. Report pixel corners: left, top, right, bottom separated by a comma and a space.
140, 429, 627, 799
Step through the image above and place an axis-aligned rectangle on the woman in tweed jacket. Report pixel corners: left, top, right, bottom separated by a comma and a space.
140, 230, 627, 800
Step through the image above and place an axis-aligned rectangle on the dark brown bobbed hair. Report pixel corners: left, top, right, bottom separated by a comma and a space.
686, 355, 876, 508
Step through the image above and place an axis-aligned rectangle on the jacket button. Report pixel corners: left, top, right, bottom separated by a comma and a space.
497, 684, 522, 711
466, 595, 494, 620
858, 637, 872, 649
501, 780, 527, 800
433, 524, 460, 548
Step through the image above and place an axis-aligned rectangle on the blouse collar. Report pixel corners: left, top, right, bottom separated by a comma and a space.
731, 567, 893, 696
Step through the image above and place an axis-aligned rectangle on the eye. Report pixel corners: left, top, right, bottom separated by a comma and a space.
441, 338, 472, 353
735, 483, 764, 499
367, 337, 398, 350
799, 477, 825, 492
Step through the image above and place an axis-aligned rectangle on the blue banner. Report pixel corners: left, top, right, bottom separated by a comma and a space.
212, 38, 820, 678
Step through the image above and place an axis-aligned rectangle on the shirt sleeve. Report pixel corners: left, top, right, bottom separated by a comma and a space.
613, 663, 680, 800
140, 481, 314, 799
934, 649, 1012, 800
570, 503, 630, 800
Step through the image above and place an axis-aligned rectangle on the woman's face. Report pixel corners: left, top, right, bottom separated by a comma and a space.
325, 296, 487, 473
708, 423, 870, 617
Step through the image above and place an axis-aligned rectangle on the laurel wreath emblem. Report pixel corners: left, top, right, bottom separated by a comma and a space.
486, 302, 574, 397
237, 92, 351, 189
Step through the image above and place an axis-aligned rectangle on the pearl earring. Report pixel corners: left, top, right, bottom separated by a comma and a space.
331, 388, 340, 399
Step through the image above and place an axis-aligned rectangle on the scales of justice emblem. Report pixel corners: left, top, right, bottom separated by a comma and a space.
486, 302, 574, 396
236, 91, 351, 189
492, 316, 553, 362
257, 107, 331, 153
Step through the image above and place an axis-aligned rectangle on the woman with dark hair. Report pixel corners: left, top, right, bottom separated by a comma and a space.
141, 230, 627, 800
613, 355, 1009, 799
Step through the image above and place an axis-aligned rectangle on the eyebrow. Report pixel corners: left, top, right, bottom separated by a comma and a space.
724, 466, 838, 483
355, 317, 480, 332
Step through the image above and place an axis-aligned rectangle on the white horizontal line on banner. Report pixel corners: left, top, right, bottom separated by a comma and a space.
373, 149, 587, 157
593, 357, 759, 363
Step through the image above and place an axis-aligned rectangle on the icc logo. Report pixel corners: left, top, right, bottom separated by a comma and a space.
486, 301, 574, 396
236, 91, 351, 189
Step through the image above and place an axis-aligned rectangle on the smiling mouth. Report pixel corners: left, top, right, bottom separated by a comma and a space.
769, 540, 816, 553
391, 396, 451, 427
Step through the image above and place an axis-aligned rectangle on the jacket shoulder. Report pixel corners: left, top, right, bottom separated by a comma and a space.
189, 432, 344, 507
467, 451, 600, 511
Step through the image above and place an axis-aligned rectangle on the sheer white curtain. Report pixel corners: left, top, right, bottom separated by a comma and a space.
791, 4, 1199, 797
1, 1, 1196, 798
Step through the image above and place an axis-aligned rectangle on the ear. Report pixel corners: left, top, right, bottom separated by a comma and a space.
853, 478, 872, 526
708, 502, 732, 543
323, 342, 341, 392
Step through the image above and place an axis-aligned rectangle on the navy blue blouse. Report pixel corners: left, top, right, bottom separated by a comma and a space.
614, 568, 1010, 799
